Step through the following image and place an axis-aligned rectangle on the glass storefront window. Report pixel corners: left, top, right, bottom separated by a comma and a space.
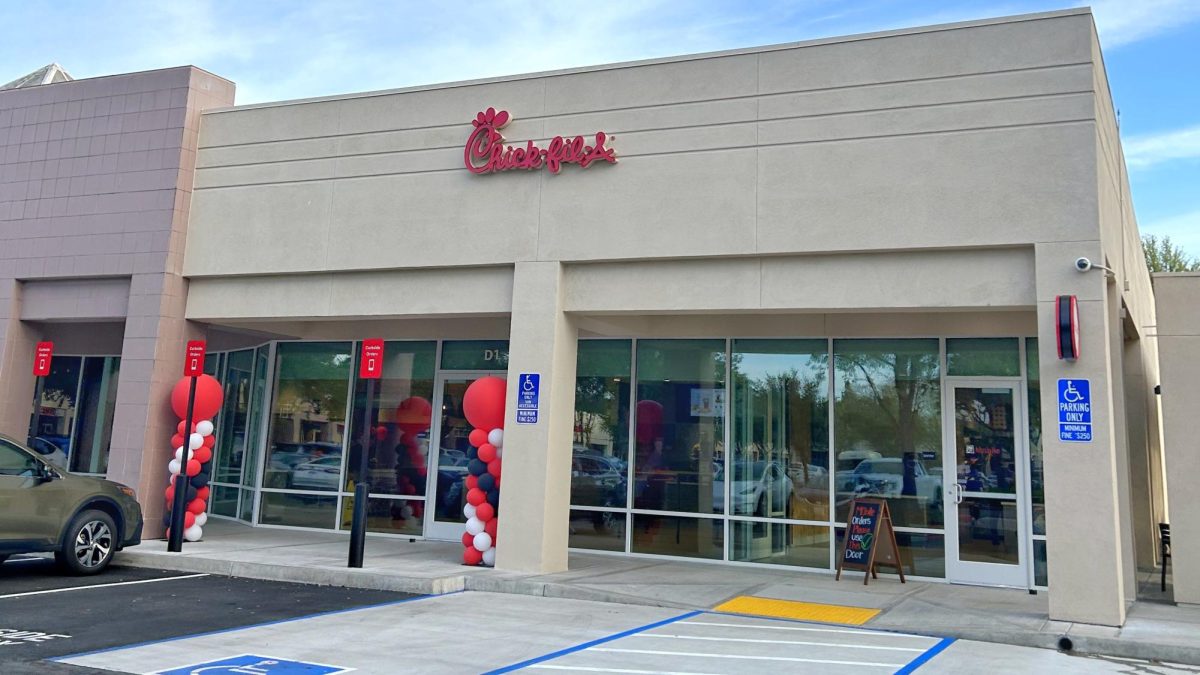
731, 521, 831, 568
263, 342, 352, 491
440, 340, 509, 371
730, 340, 829, 522
835, 528, 945, 578
213, 349, 255, 485
571, 340, 631, 510
946, 338, 1020, 377
259, 491, 337, 529
1026, 338, 1044, 536
633, 340, 725, 515
568, 509, 626, 551
345, 341, 437, 501
340, 495, 423, 536
243, 347, 270, 490
834, 339, 942, 529
28, 355, 120, 475
211, 484, 239, 518
631, 514, 723, 560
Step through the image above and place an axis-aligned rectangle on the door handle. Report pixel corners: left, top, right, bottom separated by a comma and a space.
954, 483, 963, 505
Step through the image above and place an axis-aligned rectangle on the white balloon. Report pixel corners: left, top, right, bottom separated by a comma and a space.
463, 503, 476, 520
194, 512, 208, 527
174, 447, 194, 462
188, 433, 204, 450
472, 532, 493, 552
482, 548, 496, 566
196, 420, 215, 437
183, 524, 203, 542
401, 505, 414, 519
168, 458, 182, 475
465, 517, 484, 535
496, 446, 503, 458
488, 428, 503, 448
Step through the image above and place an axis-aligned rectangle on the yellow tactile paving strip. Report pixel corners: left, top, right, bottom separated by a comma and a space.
712, 595, 881, 626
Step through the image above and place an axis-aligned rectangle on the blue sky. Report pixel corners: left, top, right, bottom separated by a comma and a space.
3, 1, 1197, 256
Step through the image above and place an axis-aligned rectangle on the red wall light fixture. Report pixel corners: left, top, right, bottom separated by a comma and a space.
1056, 294, 1080, 361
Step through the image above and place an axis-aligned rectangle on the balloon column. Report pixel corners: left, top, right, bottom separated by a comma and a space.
163, 374, 223, 542
460, 376, 506, 566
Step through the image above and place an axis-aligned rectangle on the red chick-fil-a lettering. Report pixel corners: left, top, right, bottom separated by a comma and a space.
464, 107, 617, 175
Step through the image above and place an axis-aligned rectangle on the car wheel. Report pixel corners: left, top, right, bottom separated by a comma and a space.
755, 495, 767, 518
56, 510, 117, 575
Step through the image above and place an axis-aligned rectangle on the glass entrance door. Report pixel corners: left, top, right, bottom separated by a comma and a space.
943, 381, 1028, 587
424, 372, 505, 540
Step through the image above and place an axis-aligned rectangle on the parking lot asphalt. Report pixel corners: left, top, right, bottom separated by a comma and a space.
0, 555, 416, 674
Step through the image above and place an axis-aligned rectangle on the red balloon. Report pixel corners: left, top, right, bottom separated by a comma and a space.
636, 400, 664, 444
487, 458, 502, 478
165, 484, 175, 502
171, 434, 184, 449
477, 444, 497, 463
410, 502, 423, 518
475, 502, 495, 522
176, 420, 196, 435
195, 486, 210, 502
467, 487, 486, 506
185, 459, 201, 477
202, 435, 215, 449
485, 517, 498, 540
463, 376, 506, 432
374, 426, 388, 442
186, 497, 206, 515
462, 532, 475, 548
396, 396, 433, 437
193, 446, 213, 464
184, 512, 196, 529
170, 374, 224, 421
468, 428, 489, 448
403, 483, 417, 495
465, 475, 478, 491
463, 546, 483, 565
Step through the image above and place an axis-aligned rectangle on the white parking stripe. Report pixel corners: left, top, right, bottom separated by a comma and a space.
683, 620, 929, 638
530, 666, 721, 675
633, 632, 927, 651
0, 573, 208, 599
590, 647, 905, 668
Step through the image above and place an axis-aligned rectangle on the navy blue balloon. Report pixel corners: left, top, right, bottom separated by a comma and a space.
477, 473, 496, 492
467, 447, 478, 461
468, 459, 487, 476
190, 471, 210, 488
486, 489, 499, 508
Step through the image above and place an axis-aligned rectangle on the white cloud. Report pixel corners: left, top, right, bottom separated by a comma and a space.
1139, 208, 1200, 259
1086, 0, 1200, 48
1124, 124, 1200, 169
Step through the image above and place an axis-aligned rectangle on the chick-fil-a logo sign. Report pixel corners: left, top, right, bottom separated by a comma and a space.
464, 107, 617, 175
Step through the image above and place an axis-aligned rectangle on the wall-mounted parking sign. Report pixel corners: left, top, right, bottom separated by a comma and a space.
153, 654, 350, 675
1058, 378, 1092, 442
516, 373, 539, 424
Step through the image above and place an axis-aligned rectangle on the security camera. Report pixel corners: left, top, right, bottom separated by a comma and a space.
1074, 257, 1092, 272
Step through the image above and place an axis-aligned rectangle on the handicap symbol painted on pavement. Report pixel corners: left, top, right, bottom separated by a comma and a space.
152, 653, 352, 675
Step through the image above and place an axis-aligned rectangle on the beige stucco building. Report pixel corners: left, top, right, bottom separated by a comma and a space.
0, 8, 1185, 628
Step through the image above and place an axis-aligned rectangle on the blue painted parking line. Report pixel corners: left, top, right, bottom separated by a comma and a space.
894, 636, 956, 674
50, 590, 460, 662
482, 610, 703, 674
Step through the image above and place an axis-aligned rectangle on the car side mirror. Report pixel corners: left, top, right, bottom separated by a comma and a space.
37, 464, 59, 483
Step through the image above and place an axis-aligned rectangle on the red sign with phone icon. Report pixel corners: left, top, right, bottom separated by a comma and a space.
360, 339, 384, 379
33, 342, 54, 377
184, 341, 206, 377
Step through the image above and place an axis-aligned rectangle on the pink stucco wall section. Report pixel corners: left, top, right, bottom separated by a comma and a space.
0, 67, 235, 536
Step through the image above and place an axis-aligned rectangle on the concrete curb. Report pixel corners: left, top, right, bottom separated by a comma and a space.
114, 552, 1200, 666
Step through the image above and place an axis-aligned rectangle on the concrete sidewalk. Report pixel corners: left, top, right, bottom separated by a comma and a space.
118, 520, 1200, 665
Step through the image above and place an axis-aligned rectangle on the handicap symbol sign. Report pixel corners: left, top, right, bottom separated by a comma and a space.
152, 654, 351, 675
1057, 378, 1092, 443
516, 373, 539, 424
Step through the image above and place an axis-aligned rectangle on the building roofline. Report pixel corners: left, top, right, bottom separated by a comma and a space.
202, 7, 1093, 115
0, 64, 234, 93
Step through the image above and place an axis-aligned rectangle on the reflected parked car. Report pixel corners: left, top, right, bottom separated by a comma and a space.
289, 455, 343, 491
714, 460, 793, 516
27, 436, 69, 469
571, 454, 626, 508
842, 457, 941, 503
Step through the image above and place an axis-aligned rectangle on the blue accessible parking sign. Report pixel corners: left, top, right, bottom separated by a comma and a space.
516, 373, 539, 424
153, 654, 350, 675
1057, 378, 1092, 442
